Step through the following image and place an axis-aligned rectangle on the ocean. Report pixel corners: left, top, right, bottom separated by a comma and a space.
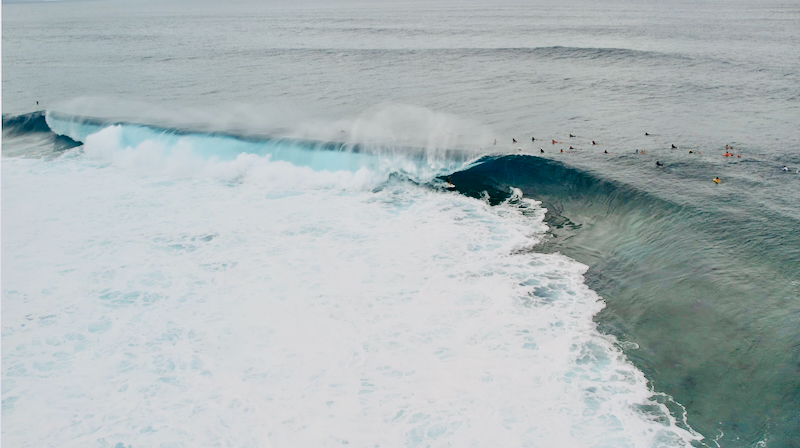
2, 0, 799, 447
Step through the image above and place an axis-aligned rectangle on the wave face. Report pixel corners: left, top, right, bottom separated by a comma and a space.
2, 111, 81, 156
0, 114, 703, 447
2, 111, 53, 134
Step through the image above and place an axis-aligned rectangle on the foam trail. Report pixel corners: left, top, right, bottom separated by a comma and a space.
2, 146, 702, 447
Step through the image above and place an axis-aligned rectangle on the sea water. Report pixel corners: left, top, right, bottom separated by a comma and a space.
3, 122, 699, 447
3, 0, 799, 446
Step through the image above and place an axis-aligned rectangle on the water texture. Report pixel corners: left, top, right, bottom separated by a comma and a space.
3, 1, 799, 447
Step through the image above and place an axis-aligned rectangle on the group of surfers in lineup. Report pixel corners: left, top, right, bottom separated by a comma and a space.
494, 133, 798, 184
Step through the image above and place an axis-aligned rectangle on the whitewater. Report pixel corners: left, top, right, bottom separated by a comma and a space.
2, 113, 700, 447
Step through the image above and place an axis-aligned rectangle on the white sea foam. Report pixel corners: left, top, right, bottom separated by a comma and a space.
79, 125, 384, 190
2, 131, 701, 447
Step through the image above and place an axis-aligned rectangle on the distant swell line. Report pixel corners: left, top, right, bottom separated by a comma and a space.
235, 46, 692, 64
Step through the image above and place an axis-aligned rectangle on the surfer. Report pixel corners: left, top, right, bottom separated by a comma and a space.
551, 140, 559, 144
569, 146, 574, 150
782, 166, 789, 171
560, 149, 564, 153
532, 137, 535, 142
671, 144, 677, 149
645, 132, 649, 136
512, 138, 517, 143
713, 177, 721, 184
689, 150, 693, 154
723, 152, 733, 157
592, 140, 597, 145
635, 149, 639, 154
569, 134, 575, 138
656, 161, 664, 166
540, 148, 544, 153
445, 176, 455, 189
36, 101, 39, 106
603, 150, 608, 154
